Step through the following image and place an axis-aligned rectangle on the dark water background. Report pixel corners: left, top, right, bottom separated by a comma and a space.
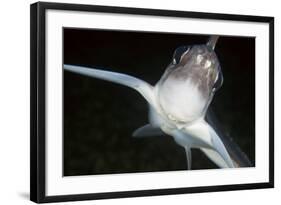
63, 28, 255, 176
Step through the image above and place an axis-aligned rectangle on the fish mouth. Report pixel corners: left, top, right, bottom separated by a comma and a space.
158, 105, 207, 130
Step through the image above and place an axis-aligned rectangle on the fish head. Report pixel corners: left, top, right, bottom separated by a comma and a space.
157, 42, 223, 125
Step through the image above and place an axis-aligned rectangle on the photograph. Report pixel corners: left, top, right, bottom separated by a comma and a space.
63, 28, 255, 176
30, 2, 273, 202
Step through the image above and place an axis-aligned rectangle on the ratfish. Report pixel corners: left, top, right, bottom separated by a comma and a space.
64, 36, 236, 169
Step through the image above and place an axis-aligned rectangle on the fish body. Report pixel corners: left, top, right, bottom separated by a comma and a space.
64, 36, 235, 169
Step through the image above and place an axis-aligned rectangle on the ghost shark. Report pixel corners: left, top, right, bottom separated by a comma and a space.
64, 36, 236, 169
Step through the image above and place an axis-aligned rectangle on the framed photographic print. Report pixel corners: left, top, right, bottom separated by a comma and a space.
30, 2, 274, 203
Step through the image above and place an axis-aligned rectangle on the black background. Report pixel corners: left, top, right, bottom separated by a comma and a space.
63, 28, 255, 176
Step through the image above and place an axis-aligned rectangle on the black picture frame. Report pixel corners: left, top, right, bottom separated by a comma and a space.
30, 2, 274, 203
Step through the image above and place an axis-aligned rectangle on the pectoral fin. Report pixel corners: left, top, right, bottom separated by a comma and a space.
208, 125, 235, 168
183, 120, 234, 168
200, 148, 228, 168
64, 64, 156, 107
132, 124, 164, 137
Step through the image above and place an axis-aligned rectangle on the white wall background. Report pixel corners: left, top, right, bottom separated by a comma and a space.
0, 0, 278, 204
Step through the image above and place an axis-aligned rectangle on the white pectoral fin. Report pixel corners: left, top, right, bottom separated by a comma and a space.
184, 120, 234, 168
64, 64, 156, 106
208, 125, 235, 168
200, 148, 228, 168
132, 124, 164, 137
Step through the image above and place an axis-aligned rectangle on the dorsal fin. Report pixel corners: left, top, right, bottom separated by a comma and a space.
207, 35, 219, 50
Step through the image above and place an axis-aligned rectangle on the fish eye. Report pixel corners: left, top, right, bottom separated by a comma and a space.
172, 46, 191, 65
